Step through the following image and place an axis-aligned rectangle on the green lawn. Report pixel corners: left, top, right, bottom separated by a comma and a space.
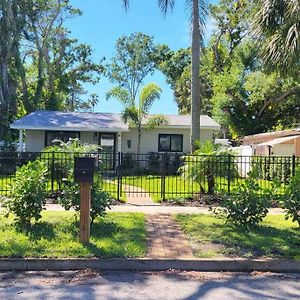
102, 180, 127, 202
0, 211, 146, 258
0, 175, 126, 202
120, 175, 280, 202
176, 214, 300, 259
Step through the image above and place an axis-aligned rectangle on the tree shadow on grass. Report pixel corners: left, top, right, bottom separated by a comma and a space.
16, 221, 56, 241
76, 218, 146, 258
217, 223, 300, 259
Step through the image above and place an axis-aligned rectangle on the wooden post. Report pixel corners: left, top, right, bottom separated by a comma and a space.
79, 182, 91, 244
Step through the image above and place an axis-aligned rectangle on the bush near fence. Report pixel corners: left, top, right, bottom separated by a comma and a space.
251, 156, 297, 184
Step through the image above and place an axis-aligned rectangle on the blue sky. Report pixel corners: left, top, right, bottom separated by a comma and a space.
68, 0, 218, 114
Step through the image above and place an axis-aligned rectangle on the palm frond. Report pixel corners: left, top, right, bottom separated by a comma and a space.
252, 0, 300, 71
122, 106, 139, 126
122, 0, 129, 10
185, 0, 208, 45
106, 86, 133, 107
158, 0, 175, 16
144, 114, 169, 130
139, 83, 162, 114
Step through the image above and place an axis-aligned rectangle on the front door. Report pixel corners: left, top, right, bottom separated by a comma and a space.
99, 133, 116, 170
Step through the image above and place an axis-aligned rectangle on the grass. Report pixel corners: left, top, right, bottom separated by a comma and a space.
120, 175, 194, 201
102, 180, 127, 202
120, 175, 279, 202
0, 211, 146, 258
176, 214, 300, 259
0, 176, 126, 202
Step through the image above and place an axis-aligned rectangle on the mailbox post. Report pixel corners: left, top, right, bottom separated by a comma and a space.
74, 157, 95, 244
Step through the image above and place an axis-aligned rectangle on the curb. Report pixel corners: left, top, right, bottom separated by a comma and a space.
1, 258, 300, 273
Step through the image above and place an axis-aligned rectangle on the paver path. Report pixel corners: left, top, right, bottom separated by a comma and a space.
146, 214, 193, 258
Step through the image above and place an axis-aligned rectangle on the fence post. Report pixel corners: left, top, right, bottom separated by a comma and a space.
292, 155, 296, 177
161, 153, 166, 201
51, 151, 55, 192
117, 152, 122, 201
227, 154, 231, 193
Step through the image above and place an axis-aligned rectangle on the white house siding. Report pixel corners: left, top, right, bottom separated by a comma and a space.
121, 127, 213, 154
25, 130, 98, 152
25, 127, 214, 153
25, 130, 45, 152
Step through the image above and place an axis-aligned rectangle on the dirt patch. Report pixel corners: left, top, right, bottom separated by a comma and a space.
198, 242, 226, 253
161, 194, 224, 208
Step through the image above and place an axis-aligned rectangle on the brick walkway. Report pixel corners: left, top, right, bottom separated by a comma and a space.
146, 214, 193, 258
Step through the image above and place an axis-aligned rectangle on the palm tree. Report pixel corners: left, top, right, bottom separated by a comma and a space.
252, 0, 300, 71
122, 0, 207, 152
107, 83, 167, 154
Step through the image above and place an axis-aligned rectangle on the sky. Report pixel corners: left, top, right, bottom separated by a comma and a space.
68, 0, 218, 115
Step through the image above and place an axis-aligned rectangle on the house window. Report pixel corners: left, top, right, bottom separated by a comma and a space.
45, 131, 80, 146
158, 134, 183, 152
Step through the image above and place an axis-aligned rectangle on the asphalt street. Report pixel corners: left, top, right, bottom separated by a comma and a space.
0, 270, 300, 300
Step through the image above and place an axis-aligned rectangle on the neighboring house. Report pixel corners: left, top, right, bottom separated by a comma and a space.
10, 110, 220, 154
241, 128, 300, 157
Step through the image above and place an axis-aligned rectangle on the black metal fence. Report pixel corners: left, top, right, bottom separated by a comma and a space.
0, 151, 299, 200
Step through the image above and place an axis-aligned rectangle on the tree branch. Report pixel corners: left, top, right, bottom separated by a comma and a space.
258, 86, 300, 116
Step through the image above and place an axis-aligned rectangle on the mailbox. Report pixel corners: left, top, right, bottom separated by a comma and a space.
74, 157, 96, 183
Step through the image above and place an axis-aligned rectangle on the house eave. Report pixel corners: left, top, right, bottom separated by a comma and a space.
10, 125, 129, 133
139, 125, 221, 130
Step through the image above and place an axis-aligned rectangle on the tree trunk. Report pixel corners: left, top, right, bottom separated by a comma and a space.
190, 0, 201, 152
137, 127, 141, 156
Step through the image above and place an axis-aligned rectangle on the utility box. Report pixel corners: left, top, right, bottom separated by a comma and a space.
74, 157, 96, 184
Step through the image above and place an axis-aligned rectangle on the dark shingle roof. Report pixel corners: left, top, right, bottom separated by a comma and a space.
11, 110, 220, 131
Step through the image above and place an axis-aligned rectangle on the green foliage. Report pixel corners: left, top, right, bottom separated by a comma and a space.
107, 43, 166, 153
147, 152, 161, 175
0, 0, 103, 141
251, 156, 294, 184
42, 139, 99, 185
1, 160, 48, 225
180, 140, 237, 194
121, 153, 135, 170
223, 178, 270, 227
252, 0, 300, 72
58, 179, 112, 224
106, 32, 156, 101
283, 169, 300, 227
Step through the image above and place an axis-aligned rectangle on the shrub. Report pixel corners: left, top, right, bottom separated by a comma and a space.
1, 160, 48, 225
283, 169, 300, 227
58, 179, 112, 224
164, 153, 182, 175
42, 139, 100, 187
121, 153, 135, 170
179, 140, 237, 194
251, 156, 294, 184
223, 178, 270, 227
147, 152, 161, 174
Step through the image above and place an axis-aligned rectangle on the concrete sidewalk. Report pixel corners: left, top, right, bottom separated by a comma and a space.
45, 204, 285, 215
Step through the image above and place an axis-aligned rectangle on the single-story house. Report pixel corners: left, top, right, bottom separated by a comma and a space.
241, 128, 300, 157
10, 110, 220, 154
